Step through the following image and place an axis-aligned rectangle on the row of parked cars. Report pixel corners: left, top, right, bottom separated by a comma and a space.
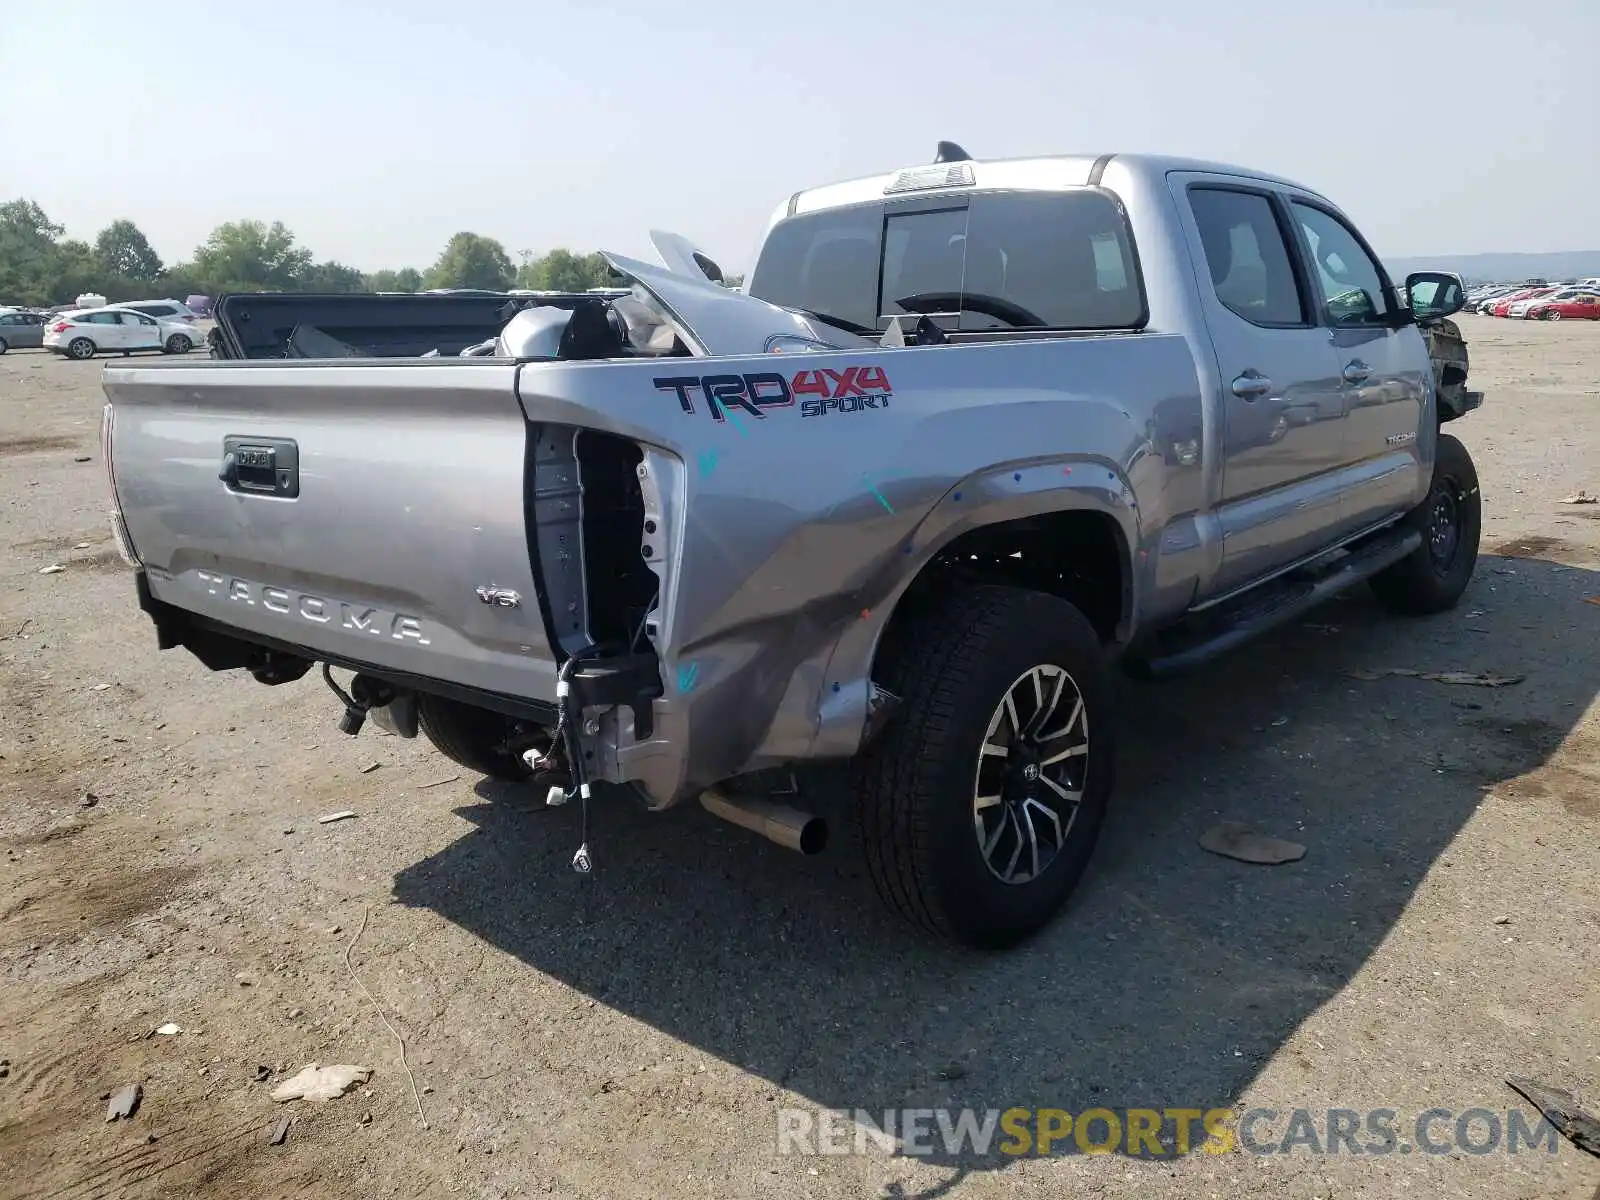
0, 297, 208, 358
1462, 279, 1600, 320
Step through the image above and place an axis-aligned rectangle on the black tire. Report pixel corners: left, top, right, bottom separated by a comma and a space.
67, 337, 96, 360
0, 338, 9, 354
416, 694, 534, 781
165, 334, 192, 354
1369, 432, 1481, 616
850, 585, 1114, 949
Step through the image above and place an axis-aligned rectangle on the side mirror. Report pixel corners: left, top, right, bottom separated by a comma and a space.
1405, 271, 1466, 322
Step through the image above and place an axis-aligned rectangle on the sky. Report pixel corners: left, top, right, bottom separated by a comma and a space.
2, 0, 1596, 276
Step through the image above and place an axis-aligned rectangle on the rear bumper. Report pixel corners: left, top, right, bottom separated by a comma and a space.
133, 570, 663, 732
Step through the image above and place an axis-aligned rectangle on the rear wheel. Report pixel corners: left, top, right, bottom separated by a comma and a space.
165, 334, 193, 353
416, 694, 536, 781
67, 338, 96, 360
1369, 433, 1480, 616
850, 585, 1114, 949
0, 338, 9, 354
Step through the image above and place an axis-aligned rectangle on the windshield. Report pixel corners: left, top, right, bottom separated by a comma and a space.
748, 189, 1146, 333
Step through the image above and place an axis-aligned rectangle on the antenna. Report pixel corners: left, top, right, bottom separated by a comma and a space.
934, 141, 972, 163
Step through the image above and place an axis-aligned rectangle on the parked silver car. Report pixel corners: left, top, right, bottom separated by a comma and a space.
0, 309, 48, 352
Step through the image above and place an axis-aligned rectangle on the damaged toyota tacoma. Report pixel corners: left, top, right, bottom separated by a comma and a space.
98, 147, 1483, 948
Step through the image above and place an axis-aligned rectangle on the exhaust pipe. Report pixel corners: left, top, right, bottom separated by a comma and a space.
700, 789, 828, 856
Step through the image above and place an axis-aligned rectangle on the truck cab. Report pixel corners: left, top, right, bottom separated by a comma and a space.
742, 146, 1461, 609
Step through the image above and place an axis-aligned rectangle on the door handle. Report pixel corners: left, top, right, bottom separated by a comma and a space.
1342, 360, 1371, 384
1231, 371, 1272, 399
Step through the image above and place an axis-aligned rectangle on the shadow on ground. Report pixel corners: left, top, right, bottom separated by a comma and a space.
392, 553, 1598, 1179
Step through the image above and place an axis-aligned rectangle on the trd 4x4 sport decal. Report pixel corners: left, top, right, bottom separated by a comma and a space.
654, 367, 893, 422
794, 367, 893, 418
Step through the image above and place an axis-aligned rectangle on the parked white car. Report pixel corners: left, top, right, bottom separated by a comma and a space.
44, 307, 199, 360
109, 298, 203, 326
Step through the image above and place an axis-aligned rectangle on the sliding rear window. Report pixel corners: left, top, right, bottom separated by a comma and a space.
749, 189, 1145, 333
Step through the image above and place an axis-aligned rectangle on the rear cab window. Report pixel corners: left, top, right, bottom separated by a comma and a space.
749, 189, 1146, 334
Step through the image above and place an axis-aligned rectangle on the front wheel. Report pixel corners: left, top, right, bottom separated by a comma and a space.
1544, 310, 1562, 322
0, 338, 9, 355
165, 334, 193, 354
66, 338, 96, 360
850, 585, 1114, 949
1369, 433, 1481, 616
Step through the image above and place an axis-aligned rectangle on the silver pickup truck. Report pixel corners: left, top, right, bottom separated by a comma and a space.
98, 147, 1482, 948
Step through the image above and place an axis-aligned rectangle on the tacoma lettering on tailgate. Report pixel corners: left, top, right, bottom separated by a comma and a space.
194, 570, 431, 645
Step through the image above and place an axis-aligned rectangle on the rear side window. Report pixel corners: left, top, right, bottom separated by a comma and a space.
749, 189, 1145, 332
1188, 187, 1305, 326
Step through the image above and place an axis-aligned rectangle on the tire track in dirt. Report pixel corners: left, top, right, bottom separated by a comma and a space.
0, 862, 197, 950
13, 1111, 274, 1200
0, 435, 82, 458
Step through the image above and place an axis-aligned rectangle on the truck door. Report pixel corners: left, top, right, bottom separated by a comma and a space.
1282, 197, 1428, 537
1174, 177, 1347, 595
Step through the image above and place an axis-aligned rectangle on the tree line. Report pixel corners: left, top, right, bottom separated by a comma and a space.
0, 198, 733, 307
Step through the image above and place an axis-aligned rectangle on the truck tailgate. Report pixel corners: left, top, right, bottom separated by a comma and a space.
104, 360, 561, 701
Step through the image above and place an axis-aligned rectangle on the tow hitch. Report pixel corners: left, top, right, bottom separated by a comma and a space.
323, 666, 397, 736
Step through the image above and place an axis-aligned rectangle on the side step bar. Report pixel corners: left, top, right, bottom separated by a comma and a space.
1128, 528, 1423, 679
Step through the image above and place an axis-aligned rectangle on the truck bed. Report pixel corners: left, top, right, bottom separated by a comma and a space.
208, 291, 604, 360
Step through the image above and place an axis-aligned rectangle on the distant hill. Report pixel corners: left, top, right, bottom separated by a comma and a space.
1385, 251, 1600, 285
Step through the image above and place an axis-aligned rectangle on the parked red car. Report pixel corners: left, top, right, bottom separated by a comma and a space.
1491, 287, 1558, 317
1525, 292, 1600, 321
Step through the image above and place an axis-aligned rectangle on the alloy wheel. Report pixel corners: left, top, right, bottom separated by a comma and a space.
972, 663, 1089, 885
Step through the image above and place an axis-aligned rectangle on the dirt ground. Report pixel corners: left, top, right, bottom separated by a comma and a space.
1, 317, 1597, 1200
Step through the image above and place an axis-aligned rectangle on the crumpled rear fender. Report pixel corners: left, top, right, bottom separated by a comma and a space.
748, 455, 1143, 769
